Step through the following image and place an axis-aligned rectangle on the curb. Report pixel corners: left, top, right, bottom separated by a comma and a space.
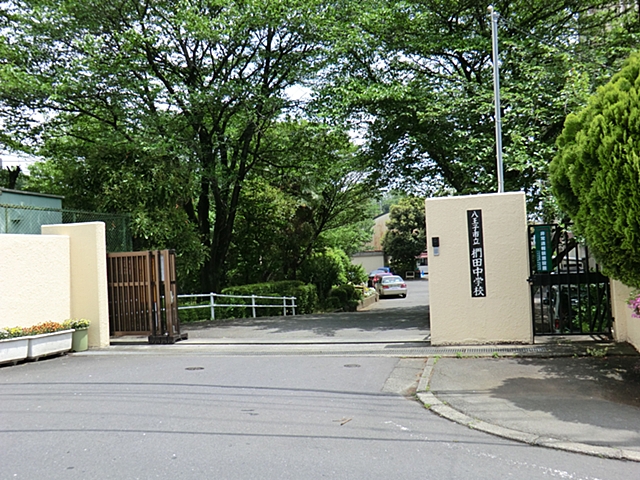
416, 357, 640, 462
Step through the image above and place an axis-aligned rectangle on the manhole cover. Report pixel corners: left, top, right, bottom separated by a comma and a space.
185, 367, 204, 371
344, 364, 361, 368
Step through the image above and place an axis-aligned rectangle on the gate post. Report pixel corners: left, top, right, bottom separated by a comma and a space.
425, 192, 532, 345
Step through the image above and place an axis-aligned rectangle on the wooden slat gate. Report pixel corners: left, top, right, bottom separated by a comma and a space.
107, 249, 187, 343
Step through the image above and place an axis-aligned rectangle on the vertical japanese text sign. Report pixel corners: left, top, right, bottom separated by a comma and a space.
467, 210, 487, 297
533, 225, 552, 272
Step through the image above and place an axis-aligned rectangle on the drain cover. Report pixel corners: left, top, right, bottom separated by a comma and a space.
185, 366, 204, 371
344, 364, 361, 368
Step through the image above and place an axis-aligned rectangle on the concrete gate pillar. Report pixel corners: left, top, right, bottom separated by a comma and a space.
425, 192, 532, 345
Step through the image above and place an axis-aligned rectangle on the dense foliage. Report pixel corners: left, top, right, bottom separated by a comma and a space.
315, 0, 640, 215
298, 247, 354, 301
0, 0, 366, 292
2, 1, 640, 293
550, 53, 640, 288
222, 280, 319, 317
382, 197, 427, 275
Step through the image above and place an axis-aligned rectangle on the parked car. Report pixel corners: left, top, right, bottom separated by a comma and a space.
376, 275, 407, 298
368, 268, 392, 287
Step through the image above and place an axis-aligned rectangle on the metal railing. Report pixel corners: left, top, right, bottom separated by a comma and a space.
178, 293, 297, 321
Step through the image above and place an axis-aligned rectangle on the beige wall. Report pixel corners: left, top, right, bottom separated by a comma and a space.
426, 192, 532, 345
350, 252, 386, 274
610, 280, 640, 352
42, 223, 110, 348
0, 234, 71, 327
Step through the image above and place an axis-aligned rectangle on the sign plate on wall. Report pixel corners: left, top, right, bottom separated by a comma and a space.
467, 209, 487, 298
533, 225, 552, 272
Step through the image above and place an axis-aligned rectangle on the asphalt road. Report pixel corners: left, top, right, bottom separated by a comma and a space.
2, 280, 638, 479
372, 277, 430, 309
2, 354, 638, 479
182, 279, 431, 346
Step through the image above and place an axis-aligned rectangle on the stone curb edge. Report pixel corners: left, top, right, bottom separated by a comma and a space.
416, 358, 640, 463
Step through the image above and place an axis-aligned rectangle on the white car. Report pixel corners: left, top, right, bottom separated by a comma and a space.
376, 275, 407, 298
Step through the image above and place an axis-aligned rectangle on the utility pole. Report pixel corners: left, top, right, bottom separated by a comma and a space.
488, 5, 504, 193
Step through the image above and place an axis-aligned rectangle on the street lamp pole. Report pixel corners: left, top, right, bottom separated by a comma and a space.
489, 5, 504, 193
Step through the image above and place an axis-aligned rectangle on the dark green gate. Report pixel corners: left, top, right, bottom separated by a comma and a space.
528, 224, 612, 336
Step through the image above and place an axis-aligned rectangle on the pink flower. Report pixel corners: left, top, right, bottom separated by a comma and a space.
629, 293, 640, 318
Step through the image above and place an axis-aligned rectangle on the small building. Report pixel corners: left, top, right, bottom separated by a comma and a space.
0, 188, 64, 235
350, 213, 389, 273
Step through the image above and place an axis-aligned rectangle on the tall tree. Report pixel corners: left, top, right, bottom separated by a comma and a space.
0, 0, 339, 292
315, 0, 640, 213
382, 196, 426, 275
227, 121, 374, 285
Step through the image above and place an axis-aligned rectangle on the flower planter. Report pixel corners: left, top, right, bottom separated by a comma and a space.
0, 337, 29, 365
27, 330, 73, 360
71, 329, 89, 352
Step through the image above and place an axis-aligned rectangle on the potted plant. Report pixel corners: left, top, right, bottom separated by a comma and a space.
23, 321, 73, 360
0, 327, 29, 365
64, 319, 91, 352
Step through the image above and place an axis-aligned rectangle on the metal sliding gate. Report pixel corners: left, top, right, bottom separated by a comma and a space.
528, 224, 612, 336
107, 249, 187, 343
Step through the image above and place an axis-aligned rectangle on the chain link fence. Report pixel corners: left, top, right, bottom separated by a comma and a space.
0, 203, 132, 252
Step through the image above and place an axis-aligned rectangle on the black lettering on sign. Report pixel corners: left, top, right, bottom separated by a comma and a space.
467, 210, 486, 298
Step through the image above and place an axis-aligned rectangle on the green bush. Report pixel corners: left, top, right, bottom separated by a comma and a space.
324, 296, 342, 311
327, 283, 362, 312
551, 52, 640, 288
222, 280, 318, 317
178, 281, 323, 322
299, 247, 351, 300
345, 262, 367, 285
178, 304, 213, 323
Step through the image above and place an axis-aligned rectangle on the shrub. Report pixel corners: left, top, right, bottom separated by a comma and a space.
327, 284, 362, 312
178, 304, 213, 323
221, 280, 319, 318
299, 247, 350, 300
345, 262, 367, 285
551, 53, 640, 288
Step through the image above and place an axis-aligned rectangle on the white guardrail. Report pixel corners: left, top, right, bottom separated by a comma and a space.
178, 293, 297, 321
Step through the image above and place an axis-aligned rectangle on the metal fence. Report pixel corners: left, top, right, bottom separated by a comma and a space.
0, 203, 131, 252
178, 293, 297, 321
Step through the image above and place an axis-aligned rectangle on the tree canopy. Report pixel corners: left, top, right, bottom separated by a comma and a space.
314, 0, 640, 214
0, 0, 362, 292
382, 196, 426, 275
2, 0, 640, 292
550, 52, 640, 288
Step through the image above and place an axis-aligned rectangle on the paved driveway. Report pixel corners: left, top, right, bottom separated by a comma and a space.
181, 279, 430, 345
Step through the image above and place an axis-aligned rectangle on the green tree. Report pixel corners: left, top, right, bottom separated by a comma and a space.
299, 247, 350, 301
0, 0, 339, 292
382, 196, 426, 275
226, 121, 374, 285
26, 140, 207, 292
315, 0, 640, 212
550, 52, 640, 288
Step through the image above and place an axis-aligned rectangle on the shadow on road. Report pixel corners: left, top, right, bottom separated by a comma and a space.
183, 305, 430, 338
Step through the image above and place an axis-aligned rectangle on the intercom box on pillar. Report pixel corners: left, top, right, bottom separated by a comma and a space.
425, 192, 532, 345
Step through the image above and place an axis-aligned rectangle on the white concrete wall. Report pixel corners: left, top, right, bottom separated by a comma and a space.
0, 234, 71, 327
43, 223, 109, 348
610, 280, 640, 352
426, 192, 533, 345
